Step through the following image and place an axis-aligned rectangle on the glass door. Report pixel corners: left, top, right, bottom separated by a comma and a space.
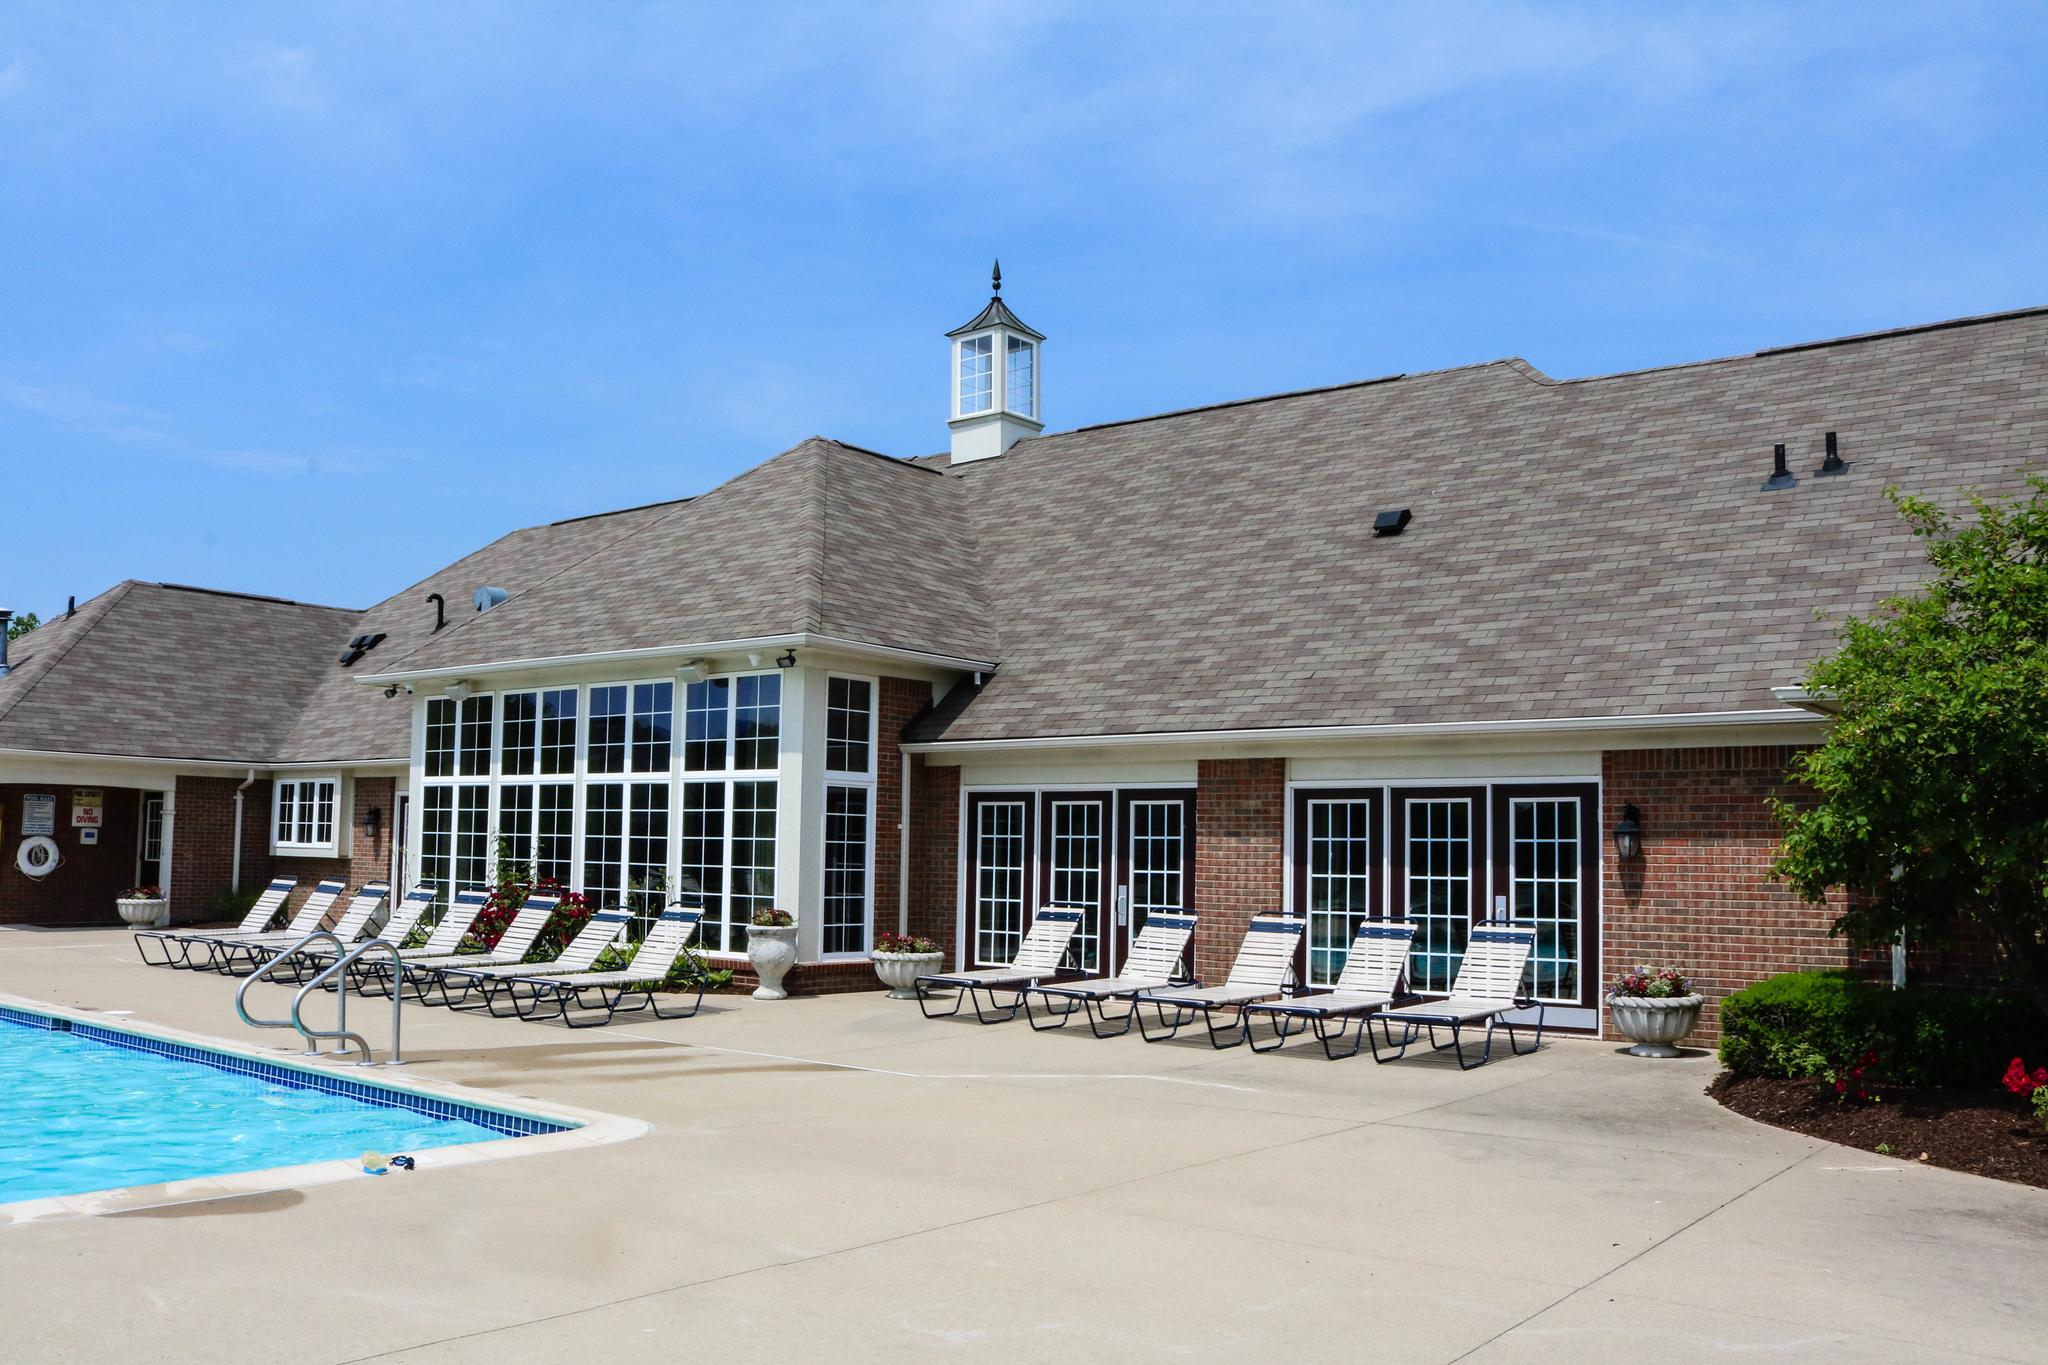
968, 793, 1034, 968
1117, 790, 1195, 976
1040, 792, 1112, 973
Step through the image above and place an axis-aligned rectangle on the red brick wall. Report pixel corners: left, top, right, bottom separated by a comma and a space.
0, 784, 147, 926
1193, 758, 1285, 982
907, 758, 960, 959
171, 774, 396, 928
1602, 746, 1852, 1044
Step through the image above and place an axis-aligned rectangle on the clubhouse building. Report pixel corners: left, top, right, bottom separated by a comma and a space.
3, 288, 2042, 1039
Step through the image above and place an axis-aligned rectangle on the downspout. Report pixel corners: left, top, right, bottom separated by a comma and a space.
898, 750, 912, 936
230, 768, 257, 892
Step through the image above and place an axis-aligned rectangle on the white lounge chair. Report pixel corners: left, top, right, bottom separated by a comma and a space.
426, 906, 632, 1013
248, 882, 391, 981
509, 902, 709, 1028
1021, 912, 1198, 1036
916, 907, 1084, 1024
135, 875, 296, 968
1367, 922, 1544, 1069
295, 883, 441, 979
192, 878, 347, 974
404, 894, 562, 1005
348, 888, 490, 996
1243, 920, 1417, 1058
1126, 915, 1306, 1048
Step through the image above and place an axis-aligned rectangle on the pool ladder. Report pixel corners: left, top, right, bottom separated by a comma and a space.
234, 929, 407, 1066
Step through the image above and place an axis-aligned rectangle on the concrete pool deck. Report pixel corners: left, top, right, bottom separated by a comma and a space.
2, 924, 2044, 1363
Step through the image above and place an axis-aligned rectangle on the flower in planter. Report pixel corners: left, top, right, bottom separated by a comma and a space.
874, 931, 940, 955
119, 886, 165, 900
1611, 964, 1690, 998
751, 908, 794, 928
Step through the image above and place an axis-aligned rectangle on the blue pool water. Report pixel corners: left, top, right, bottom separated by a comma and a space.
0, 1015, 524, 1205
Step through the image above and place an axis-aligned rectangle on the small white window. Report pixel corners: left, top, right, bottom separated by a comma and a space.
959, 335, 993, 415
1005, 336, 1034, 417
274, 777, 343, 856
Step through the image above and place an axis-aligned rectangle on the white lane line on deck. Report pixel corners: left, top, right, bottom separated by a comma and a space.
601, 1030, 1262, 1092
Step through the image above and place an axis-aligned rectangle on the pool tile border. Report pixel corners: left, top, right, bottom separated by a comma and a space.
0, 994, 648, 1224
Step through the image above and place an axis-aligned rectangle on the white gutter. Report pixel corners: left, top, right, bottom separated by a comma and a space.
230, 768, 257, 892
902, 707, 1818, 754
1770, 686, 1843, 716
359, 632, 997, 686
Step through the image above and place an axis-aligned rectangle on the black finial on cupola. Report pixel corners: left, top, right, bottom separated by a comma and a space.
991, 259, 1002, 296
1764, 442, 1796, 491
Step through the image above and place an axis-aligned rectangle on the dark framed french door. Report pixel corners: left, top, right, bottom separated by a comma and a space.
1040, 790, 1113, 973
1290, 788, 1385, 987
967, 792, 1035, 968
1117, 789, 1196, 976
1036, 788, 1197, 976
1489, 783, 1600, 1011
1389, 787, 1487, 995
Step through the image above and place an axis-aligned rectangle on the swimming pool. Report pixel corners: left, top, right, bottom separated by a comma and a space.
0, 1005, 575, 1207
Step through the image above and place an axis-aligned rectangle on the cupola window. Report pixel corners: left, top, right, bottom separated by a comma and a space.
959, 335, 993, 415
1006, 336, 1035, 418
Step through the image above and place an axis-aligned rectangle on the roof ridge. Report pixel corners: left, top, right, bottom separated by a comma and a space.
0, 581, 135, 729
152, 582, 363, 613
800, 439, 832, 634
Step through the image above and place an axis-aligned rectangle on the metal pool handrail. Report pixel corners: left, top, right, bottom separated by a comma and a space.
236, 929, 344, 1040
293, 940, 406, 1067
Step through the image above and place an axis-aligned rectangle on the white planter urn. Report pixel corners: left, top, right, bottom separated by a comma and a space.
746, 924, 799, 1001
1607, 993, 1705, 1057
872, 951, 943, 1000
117, 897, 170, 929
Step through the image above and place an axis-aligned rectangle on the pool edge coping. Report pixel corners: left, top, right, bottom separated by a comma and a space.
0, 991, 651, 1225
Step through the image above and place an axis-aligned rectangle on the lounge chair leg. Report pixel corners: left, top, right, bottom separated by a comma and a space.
1086, 994, 1138, 1038
1136, 999, 1194, 1043
1024, 989, 1080, 1031
916, 979, 965, 1019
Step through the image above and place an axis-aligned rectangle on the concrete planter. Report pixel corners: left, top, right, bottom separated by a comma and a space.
872, 951, 943, 999
746, 924, 799, 1000
116, 897, 170, 930
1608, 993, 1704, 1057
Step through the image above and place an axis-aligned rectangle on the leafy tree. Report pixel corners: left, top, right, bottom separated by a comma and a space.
1774, 477, 2048, 1023
5, 611, 37, 641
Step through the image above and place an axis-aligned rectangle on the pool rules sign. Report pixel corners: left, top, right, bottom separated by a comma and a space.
22, 793, 55, 836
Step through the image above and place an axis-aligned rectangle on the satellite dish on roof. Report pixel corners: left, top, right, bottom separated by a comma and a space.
473, 586, 510, 614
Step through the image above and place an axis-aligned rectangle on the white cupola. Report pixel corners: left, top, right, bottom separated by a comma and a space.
946, 261, 1044, 464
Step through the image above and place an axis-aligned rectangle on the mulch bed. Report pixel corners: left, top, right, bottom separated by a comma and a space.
1711, 1073, 2048, 1189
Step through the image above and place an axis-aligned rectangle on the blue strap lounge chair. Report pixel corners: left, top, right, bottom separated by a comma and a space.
347, 888, 490, 997
916, 908, 1084, 1024
1243, 920, 1417, 1058
248, 881, 391, 982
135, 875, 296, 968
509, 902, 709, 1028
1126, 916, 1306, 1049
403, 894, 562, 1005
194, 879, 348, 975
427, 906, 632, 1014
1021, 912, 1198, 1036
1367, 923, 1545, 1070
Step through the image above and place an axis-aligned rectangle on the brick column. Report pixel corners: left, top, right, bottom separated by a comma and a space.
907, 758, 960, 957
1194, 758, 1285, 982
1601, 746, 1851, 1044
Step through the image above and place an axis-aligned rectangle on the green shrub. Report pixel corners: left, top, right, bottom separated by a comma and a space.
1720, 970, 2048, 1088
205, 887, 262, 926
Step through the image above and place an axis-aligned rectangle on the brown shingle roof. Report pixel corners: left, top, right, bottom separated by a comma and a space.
911, 305, 2048, 742
370, 437, 1000, 678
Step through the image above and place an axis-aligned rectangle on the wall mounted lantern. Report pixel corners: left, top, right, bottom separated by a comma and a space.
1612, 804, 1644, 861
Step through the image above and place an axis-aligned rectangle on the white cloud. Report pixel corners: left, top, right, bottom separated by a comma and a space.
244, 42, 331, 113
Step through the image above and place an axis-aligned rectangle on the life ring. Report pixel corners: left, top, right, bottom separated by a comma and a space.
15, 836, 60, 878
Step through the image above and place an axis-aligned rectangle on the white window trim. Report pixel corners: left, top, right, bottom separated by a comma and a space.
273, 774, 347, 858
1003, 335, 1036, 420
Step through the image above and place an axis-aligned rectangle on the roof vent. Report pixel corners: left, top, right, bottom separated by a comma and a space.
337, 631, 387, 667
1763, 443, 1796, 491
473, 586, 511, 614
0, 610, 12, 677
1372, 508, 1413, 537
1818, 430, 1847, 476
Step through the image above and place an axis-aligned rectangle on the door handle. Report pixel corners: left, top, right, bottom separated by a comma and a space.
1115, 886, 1130, 926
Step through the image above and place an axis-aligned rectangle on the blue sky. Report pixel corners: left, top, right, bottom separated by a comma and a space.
3, 3, 2044, 616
